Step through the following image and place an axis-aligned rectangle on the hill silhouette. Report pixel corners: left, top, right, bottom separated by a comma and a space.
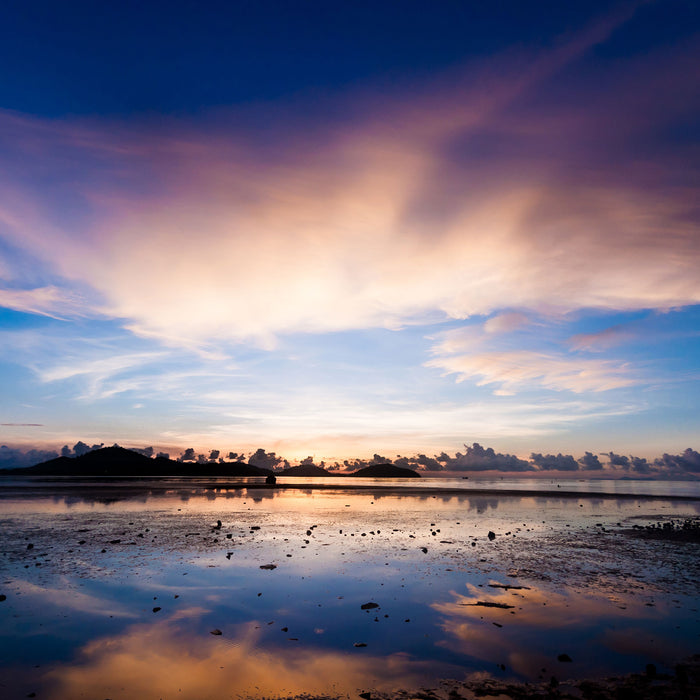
8, 446, 274, 478
350, 463, 420, 478
277, 464, 335, 477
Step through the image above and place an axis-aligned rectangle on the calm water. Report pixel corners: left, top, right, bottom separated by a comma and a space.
1, 478, 699, 698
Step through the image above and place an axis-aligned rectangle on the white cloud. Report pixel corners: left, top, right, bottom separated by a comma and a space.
426, 350, 636, 394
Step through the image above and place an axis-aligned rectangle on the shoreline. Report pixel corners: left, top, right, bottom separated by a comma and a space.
2, 475, 700, 501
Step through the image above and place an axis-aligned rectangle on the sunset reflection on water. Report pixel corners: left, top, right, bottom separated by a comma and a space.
1, 481, 698, 698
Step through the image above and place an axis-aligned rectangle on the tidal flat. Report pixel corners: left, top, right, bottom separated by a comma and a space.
1, 478, 699, 699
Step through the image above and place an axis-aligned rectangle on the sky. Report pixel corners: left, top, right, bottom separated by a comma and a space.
0, 0, 698, 466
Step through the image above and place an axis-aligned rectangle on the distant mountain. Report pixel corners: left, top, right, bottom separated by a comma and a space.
350, 463, 421, 478
277, 464, 335, 477
7, 446, 274, 478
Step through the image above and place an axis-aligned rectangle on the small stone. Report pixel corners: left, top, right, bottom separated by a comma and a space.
210, 628, 222, 635
259, 564, 277, 570
353, 642, 367, 647
152, 607, 161, 613
488, 531, 496, 540
557, 653, 572, 662
360, 602, 379, 610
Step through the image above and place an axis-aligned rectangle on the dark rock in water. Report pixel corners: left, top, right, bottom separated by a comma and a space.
0, 594, 6, 602
26, 543, 33, 550
265, 474, 277, 484
353, 642, 367, 647
210, 629, 222, 635
359, 693, 372, 699
488, 531, 496, 540
214, 520, 222, 529
558, 653, 573, 662
152, 607, 161, 613
646, 663, 657, 677
259, 564, 277, 570
281, 626, 288, 632
420, 547, 428, 553
361, 602, 379, 610
463, 601, 515, 609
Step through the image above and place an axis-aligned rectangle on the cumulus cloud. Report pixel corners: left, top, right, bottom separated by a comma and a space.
0, 16, 697, 347
247, 448, 282, 470
61, 441, 103, 458
604, 451, 630, 468
131, 446, 154, 458
530, 452, 579, 471
654, 448, 700, 474
578, 451, 603, 470
0, 445, 58, 470
394, 453, 444, 471
438, 443, 533, 472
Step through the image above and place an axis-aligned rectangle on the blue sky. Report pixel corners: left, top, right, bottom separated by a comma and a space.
0, 0, 698, 464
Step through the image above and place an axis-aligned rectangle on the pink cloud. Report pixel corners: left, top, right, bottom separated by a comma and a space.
0, 9, 697, 344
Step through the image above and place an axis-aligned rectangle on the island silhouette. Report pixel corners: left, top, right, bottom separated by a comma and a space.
7, 446, 420, 478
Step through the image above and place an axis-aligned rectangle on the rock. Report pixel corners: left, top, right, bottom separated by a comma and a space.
265, 474, 277, 484
353, 642, 367, 647
210, 628, 222, 635
259, 564, 277, 570
420, 547, 428, 553
557, 653, 572, 662
26, 543, 33, 550
463, 601, 514, 609
361, 602, 379, 610
488, 531, 496, 540
152, 607, 161, 613
0, 594, 6, 602
359, 693, 372, 699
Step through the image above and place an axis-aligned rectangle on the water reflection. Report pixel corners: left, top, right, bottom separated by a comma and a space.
433, 581, 694, 680
39, 613, 452, 700
1, 483, 698, 698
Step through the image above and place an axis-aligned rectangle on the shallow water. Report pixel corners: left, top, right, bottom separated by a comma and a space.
1, 479, 699, 699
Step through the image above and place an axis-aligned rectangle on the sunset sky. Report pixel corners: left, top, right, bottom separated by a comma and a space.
0, 0, 698, 464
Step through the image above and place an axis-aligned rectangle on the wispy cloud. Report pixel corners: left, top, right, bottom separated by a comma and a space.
0, 10, 697, 347
568, 324, 637, 352
426, 350, 636, 395
0, 285, 89, 320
